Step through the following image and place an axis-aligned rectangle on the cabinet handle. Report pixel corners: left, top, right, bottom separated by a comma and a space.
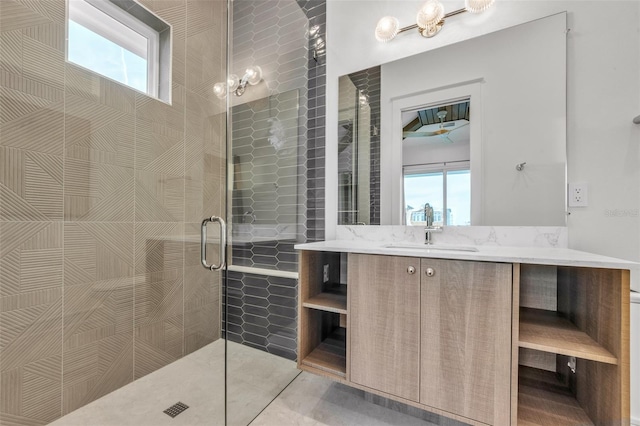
425, 267, 435, 277
407, 266, 416, 275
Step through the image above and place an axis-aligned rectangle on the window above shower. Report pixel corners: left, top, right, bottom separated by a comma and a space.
67, 0, 172, 102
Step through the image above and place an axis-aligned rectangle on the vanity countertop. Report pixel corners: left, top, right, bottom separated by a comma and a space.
294, 240, 636, 270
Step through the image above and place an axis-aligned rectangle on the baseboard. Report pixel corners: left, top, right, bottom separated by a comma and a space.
631, 416, 640, 426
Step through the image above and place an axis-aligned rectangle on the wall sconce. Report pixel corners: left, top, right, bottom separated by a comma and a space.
375, 0, 495, 42
213, 65, 263, 99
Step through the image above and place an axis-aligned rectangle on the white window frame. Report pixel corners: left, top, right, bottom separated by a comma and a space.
387, 81, 483, 225
403, 161, 471, 226
68, 0, 160, 97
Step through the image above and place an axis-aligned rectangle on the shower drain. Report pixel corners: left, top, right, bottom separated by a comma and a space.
163, 402, 189, 418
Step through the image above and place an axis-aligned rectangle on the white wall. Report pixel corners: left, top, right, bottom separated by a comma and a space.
326, 1, 640, 282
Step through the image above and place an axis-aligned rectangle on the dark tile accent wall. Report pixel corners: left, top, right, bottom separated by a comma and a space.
227, 0, 326, 362
230, 88, 306, 273
225, 271, 298, 361
297, 0, 326, 242
349, 67, 381, 225
232, 240, 298, 272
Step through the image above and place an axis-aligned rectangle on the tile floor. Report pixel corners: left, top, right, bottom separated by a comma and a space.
51, 340, 438, 426
251, 373, 438, 426
50, 340, 299, 426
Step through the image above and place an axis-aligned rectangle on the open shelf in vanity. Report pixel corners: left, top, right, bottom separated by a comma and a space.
519, 307, 617, 364
298, 250, 348, 380
517, 365, 594, 425
300, 322, 346, 377
302, 283, 347, 314
515, 265, 629, 425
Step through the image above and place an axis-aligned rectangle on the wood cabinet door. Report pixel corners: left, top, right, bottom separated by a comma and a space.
349, 254, 421, 402
420, 259, 512, 425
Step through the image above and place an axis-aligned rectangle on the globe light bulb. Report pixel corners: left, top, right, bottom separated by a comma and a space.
465, 0, 495, 13
213, 82, 226, 99
245, 66, 262, 86
227, 74, 239, 92
375, 16, 400, 43
416, 0, 444, 30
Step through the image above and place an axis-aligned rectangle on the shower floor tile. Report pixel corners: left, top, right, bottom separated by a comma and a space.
50, 340, 299, 426
51, 341, 439, 426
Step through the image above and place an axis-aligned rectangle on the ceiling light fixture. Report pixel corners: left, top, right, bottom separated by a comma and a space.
375, 0, 495, 42
214, 66, 263, 99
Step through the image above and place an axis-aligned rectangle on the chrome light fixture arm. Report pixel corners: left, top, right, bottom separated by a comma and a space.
375, 0, 494, 43
411, 7, 466, 38
213, 65, 263, 99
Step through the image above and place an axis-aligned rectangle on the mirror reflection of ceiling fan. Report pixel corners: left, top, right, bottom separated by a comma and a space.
403, 110, 469, 142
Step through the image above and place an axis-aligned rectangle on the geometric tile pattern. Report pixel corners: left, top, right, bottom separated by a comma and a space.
225, 0, 326, 359
184, 223, 222, 355
133, 221, 184, 378
230, 0, 310, 291
232, 0, 309, 95
297, 0, 327, 242
0, 221, 63, 296
0, 0, 326, 422
230, 88, 306, 274
343, 66, 381, 225
0, 0, 226, 424
134, 270, 183, 379
0, 147, 63, 221
232, 240, 298, 273
0, 222, 63, 425
64, 65, 136, 222
226, 271, 297, 361
226, 0, 311, 362
227, 0, 326, 361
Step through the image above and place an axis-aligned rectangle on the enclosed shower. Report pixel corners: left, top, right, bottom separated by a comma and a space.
0, 0, 325, 423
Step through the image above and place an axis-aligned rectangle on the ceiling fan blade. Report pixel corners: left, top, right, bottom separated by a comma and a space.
403, 122, 468, 138
447, 122, 470, 133
403, 131, 439, 138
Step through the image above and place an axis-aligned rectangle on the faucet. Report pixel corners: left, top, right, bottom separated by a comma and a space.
424, 203, 442, 245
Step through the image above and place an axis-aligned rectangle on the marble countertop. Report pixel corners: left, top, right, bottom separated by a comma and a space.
294, 240, 637, 270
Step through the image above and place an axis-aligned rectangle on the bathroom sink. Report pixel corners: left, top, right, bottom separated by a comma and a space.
382, 243, 479, 252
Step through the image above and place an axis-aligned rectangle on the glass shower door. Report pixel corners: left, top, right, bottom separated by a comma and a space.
222, 0, 324, 424
0, 0, 228, 424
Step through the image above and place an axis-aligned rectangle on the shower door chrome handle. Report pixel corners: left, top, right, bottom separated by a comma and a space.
201, 216, 226, 271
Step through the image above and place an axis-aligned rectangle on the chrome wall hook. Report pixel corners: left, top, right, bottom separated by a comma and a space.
516, 162, 526, 171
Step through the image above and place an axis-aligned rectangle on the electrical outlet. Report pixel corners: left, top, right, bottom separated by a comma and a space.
323, 264, 329, 283
568, 182, 588, 207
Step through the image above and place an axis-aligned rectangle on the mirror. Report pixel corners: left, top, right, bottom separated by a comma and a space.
402, 100, 471, 226
337, 13, 567, 226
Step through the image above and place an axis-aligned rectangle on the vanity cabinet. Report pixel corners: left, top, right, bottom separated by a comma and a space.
296, 247, 631, 426
348, 254, 512, 423
420, 259, 512, 425
349, 254, 421, 402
